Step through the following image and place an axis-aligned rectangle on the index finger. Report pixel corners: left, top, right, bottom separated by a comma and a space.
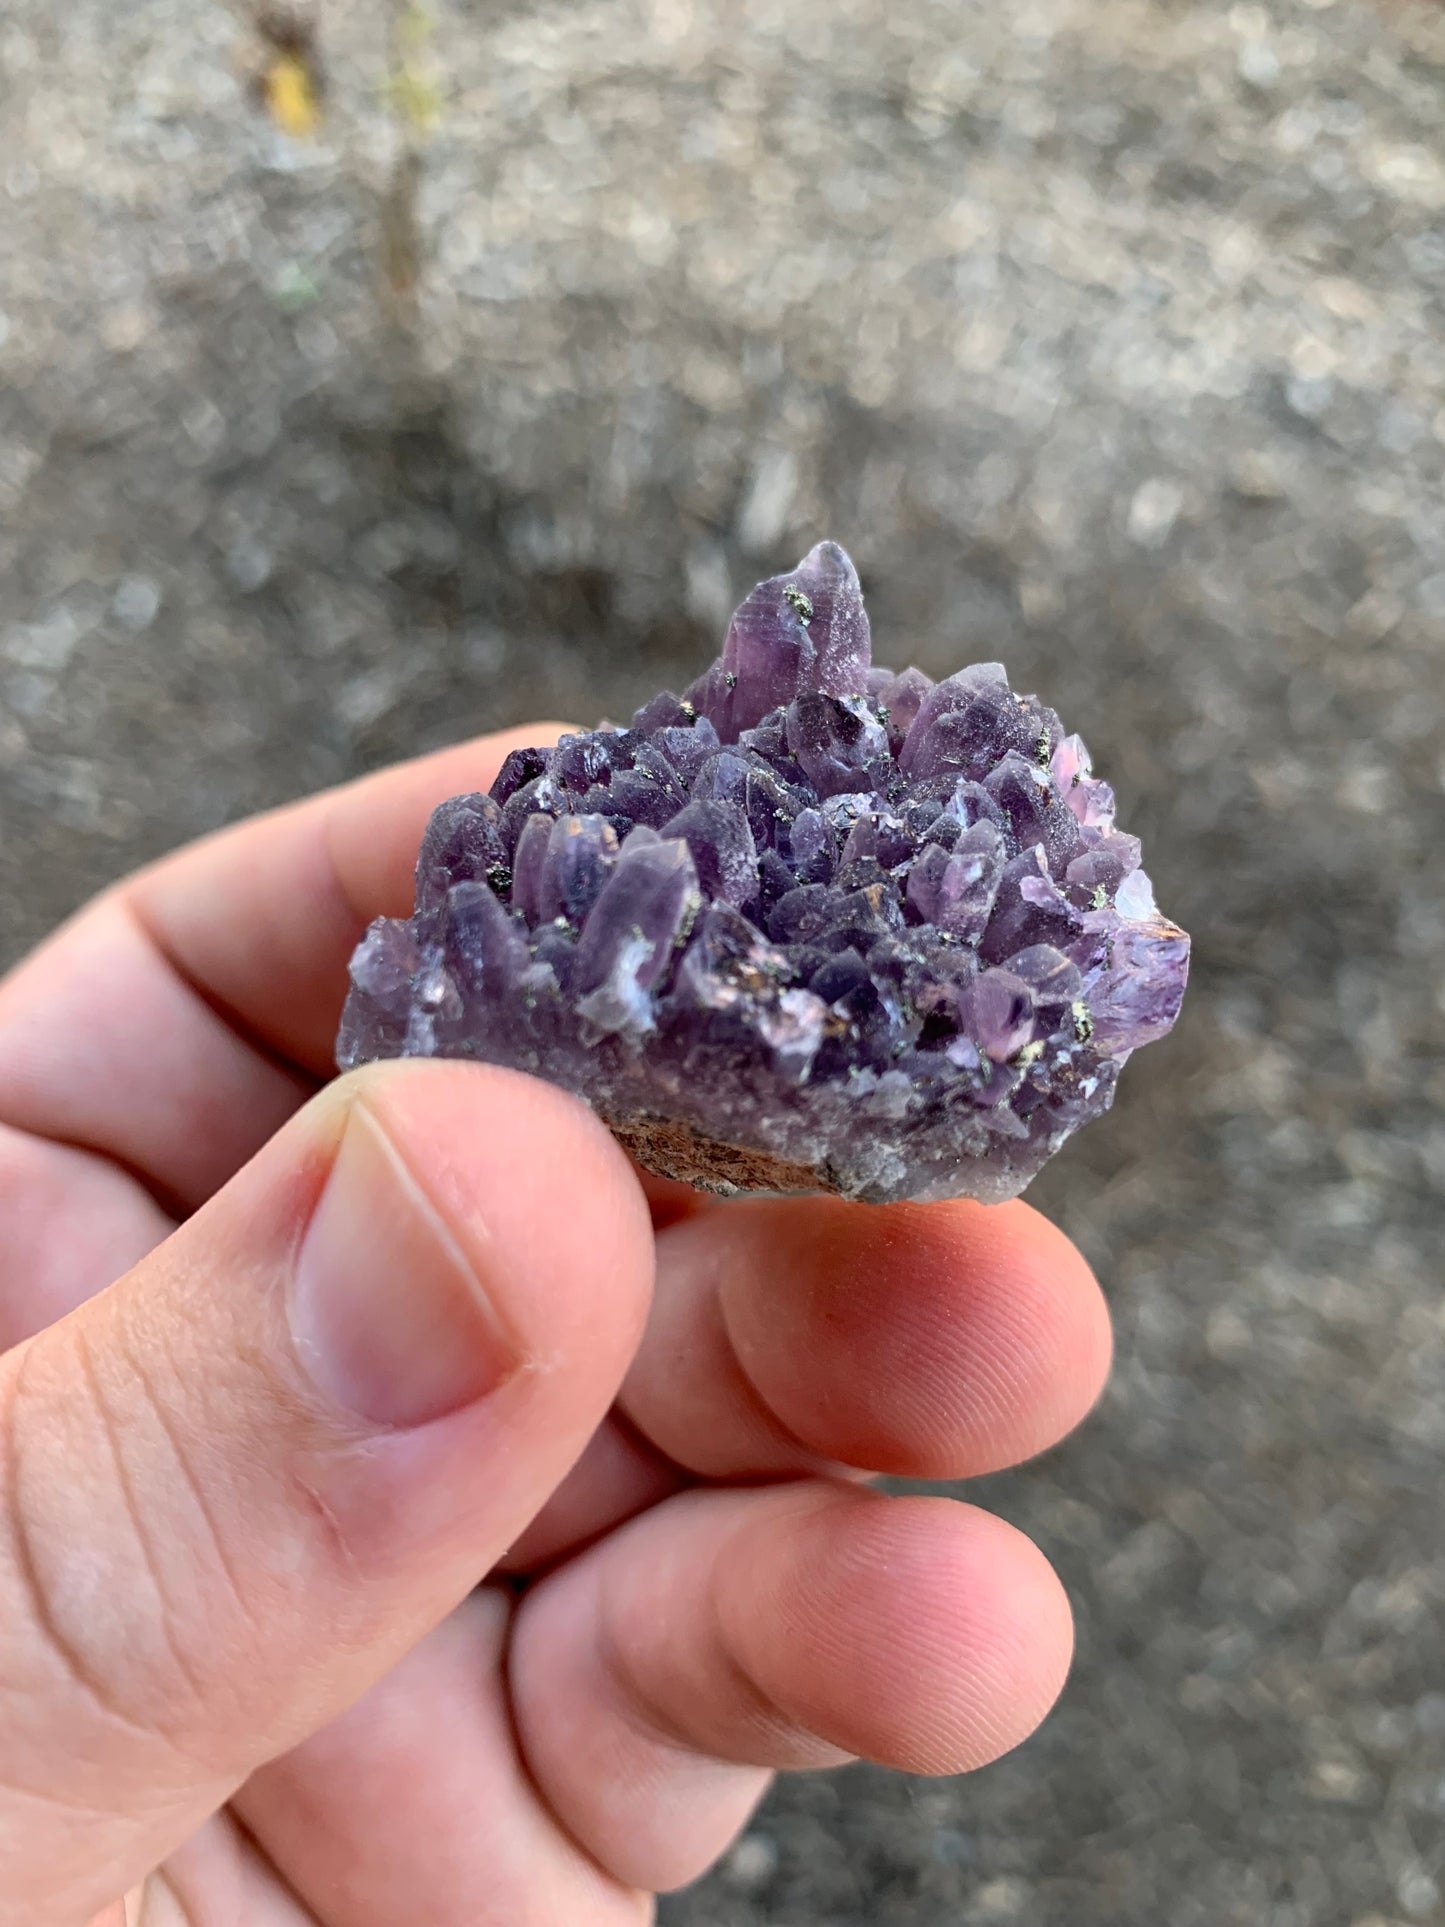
131, 723, 571, 1078
0, 726, 566, 1218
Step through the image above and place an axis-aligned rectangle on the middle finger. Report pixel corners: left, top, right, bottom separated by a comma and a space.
622, 1194, 1111, 1481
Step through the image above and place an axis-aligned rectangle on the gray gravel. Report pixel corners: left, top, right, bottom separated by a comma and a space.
3, 0, 1445, 1921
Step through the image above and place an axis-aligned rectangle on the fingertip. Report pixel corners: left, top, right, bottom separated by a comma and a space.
955, 1197, 1114, 1447
719, 1194, 1112, 1477
993, 1196, 1107, 1313
724, 1488, 1074, 1775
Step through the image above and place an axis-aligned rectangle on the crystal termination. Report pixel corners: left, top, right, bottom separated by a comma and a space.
338, 543, 1190, 1204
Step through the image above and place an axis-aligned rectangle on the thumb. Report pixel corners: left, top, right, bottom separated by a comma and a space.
0, 1060, 654, 1926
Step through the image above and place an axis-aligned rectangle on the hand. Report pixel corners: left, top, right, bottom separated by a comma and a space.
0, 726, 1111, 1926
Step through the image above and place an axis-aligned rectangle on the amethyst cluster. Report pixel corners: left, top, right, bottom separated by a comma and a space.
338, 543, 1189, 1204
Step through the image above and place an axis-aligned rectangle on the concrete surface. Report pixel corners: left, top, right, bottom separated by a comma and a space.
2, 0, 1443, 1920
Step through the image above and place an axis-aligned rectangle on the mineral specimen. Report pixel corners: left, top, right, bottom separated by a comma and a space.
337, 543, 1190, 1204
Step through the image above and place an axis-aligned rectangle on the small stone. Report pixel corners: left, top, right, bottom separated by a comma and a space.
723, 1832, 779, 1890
112, 574, 162, 632
226, 535, 274, 593
1126, 476, 1185, 548
338, 543, 1190, 1204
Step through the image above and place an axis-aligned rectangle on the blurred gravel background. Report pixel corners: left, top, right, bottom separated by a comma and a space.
3, 0, 1445, 1920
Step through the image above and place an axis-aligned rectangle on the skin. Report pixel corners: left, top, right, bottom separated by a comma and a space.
0, 725, 1112, 1927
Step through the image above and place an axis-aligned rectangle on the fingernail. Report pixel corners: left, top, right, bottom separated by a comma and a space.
291, 1103, 521, 1426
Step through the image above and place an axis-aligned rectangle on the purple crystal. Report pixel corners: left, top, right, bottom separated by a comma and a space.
337, 543, 1191, 1204
685, 539, 872, 740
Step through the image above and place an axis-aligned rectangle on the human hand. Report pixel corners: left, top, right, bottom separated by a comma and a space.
0, 726, 1111, 1926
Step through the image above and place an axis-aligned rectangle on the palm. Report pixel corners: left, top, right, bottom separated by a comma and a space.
0, 729, 1108, 1926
